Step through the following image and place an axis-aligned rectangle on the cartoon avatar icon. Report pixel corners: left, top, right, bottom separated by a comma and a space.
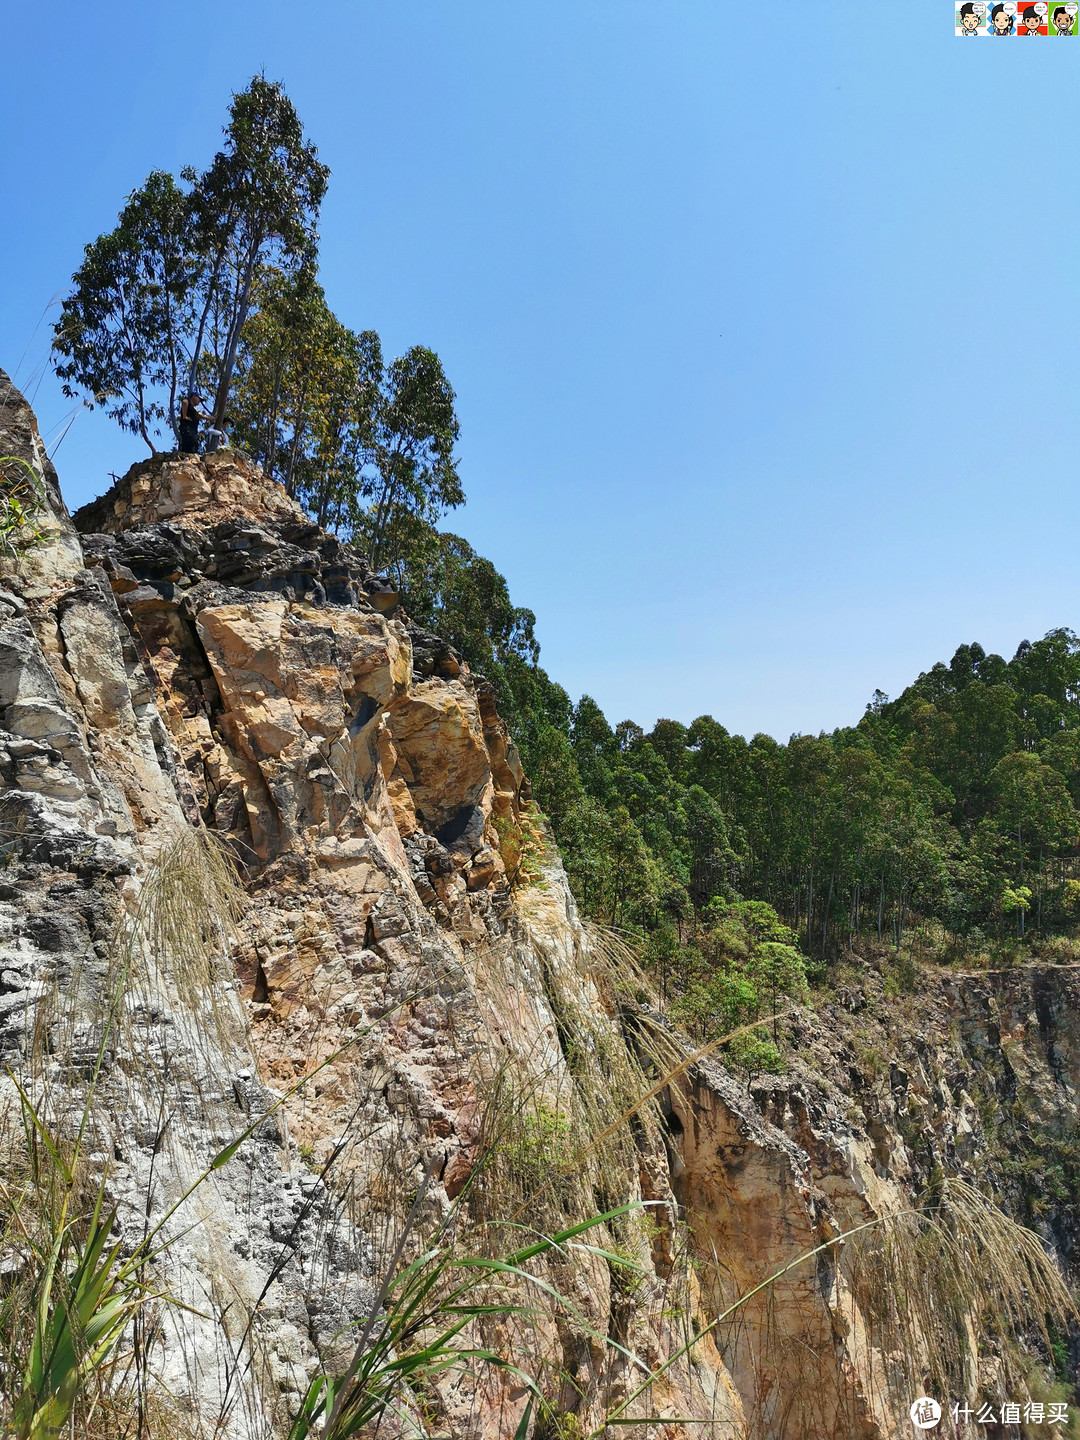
1021, 3, 1042, 28
959, 1, 983, 30
991, 3, 1015, 31
1053, 4, 1074, 30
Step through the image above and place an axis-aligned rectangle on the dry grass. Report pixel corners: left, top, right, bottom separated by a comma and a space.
456, 923, 685, 1244
596, 1177, 1077, 1439
847, 1176, 1078, 1419
0, 827, 249, 1440
112, 828, 248, 1058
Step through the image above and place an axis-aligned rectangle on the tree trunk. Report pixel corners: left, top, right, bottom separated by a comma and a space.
806, 867, 814, 953
164, 283, 180, 433
212, 236, 264, 422
136, 376, 156, 455
187, 232, 232, 399
369, 471, 398, 571
283, 373, 310, 498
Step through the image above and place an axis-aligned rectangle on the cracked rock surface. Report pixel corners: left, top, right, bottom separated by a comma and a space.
5, 370, 1079, 1439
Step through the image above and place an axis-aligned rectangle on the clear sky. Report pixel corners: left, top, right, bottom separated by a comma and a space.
3, 2, 1079, 742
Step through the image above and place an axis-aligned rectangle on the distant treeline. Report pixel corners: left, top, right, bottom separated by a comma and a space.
426, 577, 1080, 954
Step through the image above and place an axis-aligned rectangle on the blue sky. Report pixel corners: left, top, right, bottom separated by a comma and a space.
3, 2, 1080, 741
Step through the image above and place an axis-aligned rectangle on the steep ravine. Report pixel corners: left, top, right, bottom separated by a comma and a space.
2, 367, 1077, 1439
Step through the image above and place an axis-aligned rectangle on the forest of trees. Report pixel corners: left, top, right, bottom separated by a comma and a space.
488, 629, 1080, 960
53, 77, 1080, 970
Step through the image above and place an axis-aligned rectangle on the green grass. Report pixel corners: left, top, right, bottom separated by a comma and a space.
0, 457, 45, 558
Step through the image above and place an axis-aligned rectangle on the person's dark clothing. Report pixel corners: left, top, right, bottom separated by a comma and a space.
178, 397, 210, 454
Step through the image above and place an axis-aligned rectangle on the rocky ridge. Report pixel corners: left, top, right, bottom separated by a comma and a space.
2, 367, 1079, 1439
1, 384, 742, 1438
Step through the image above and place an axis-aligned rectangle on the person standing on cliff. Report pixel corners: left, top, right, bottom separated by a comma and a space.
178, 394, 212, 455
204, 415, 232, 453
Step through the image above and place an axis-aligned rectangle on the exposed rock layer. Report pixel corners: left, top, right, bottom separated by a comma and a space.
2, 375, 1078, 1439
4, 395, 744, 1437
0, 372, 377, 1435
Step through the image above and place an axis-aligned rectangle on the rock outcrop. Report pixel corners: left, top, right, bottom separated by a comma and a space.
0, 372, 378, 1437
2, 394, 744, 1438
3, 372, 1077, 1440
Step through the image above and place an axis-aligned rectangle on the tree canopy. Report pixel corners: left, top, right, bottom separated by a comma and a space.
52, 170, 195, 450
54, 77, 463, 570
227, 268, 464, 571
500, 626, 1080, 961
53, 76, 329, 450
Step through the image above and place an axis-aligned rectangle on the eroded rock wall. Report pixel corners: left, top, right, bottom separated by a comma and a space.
6, 371, 1076, 1440
1, 386, 745, 1438
659, 953, 1080, 1439
73, 444, 749, 1438
0, 371, 387, 1438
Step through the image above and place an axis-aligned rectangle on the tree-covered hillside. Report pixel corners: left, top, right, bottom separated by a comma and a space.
479, 622, 1080, 958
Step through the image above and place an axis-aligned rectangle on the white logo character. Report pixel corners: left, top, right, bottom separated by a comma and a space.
910, 1398, 942, 1430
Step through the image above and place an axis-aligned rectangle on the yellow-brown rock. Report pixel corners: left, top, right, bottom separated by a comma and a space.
79, 449, 304, 534
385, 677, 494, 834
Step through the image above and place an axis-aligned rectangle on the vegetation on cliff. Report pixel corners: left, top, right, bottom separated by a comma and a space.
501, 628, 1080, 960
52, 79, 329, 447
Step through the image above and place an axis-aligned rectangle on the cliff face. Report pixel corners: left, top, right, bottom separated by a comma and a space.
0, 374, 374, 1434
0, 380, 743, 1439
2, 369, 1077, 1440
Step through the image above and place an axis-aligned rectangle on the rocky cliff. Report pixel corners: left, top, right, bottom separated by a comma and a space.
2, 367, 1077, 1440
0, 374, 743, 1439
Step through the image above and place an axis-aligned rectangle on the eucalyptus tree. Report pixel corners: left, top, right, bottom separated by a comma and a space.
230, 268, 378, 517
353, 342, 463, 571
52, 77, 328, 446
402, 530, 539, 673
187, 76, 329, 418
52, 171, 195, 450
229, 281, 463, 567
